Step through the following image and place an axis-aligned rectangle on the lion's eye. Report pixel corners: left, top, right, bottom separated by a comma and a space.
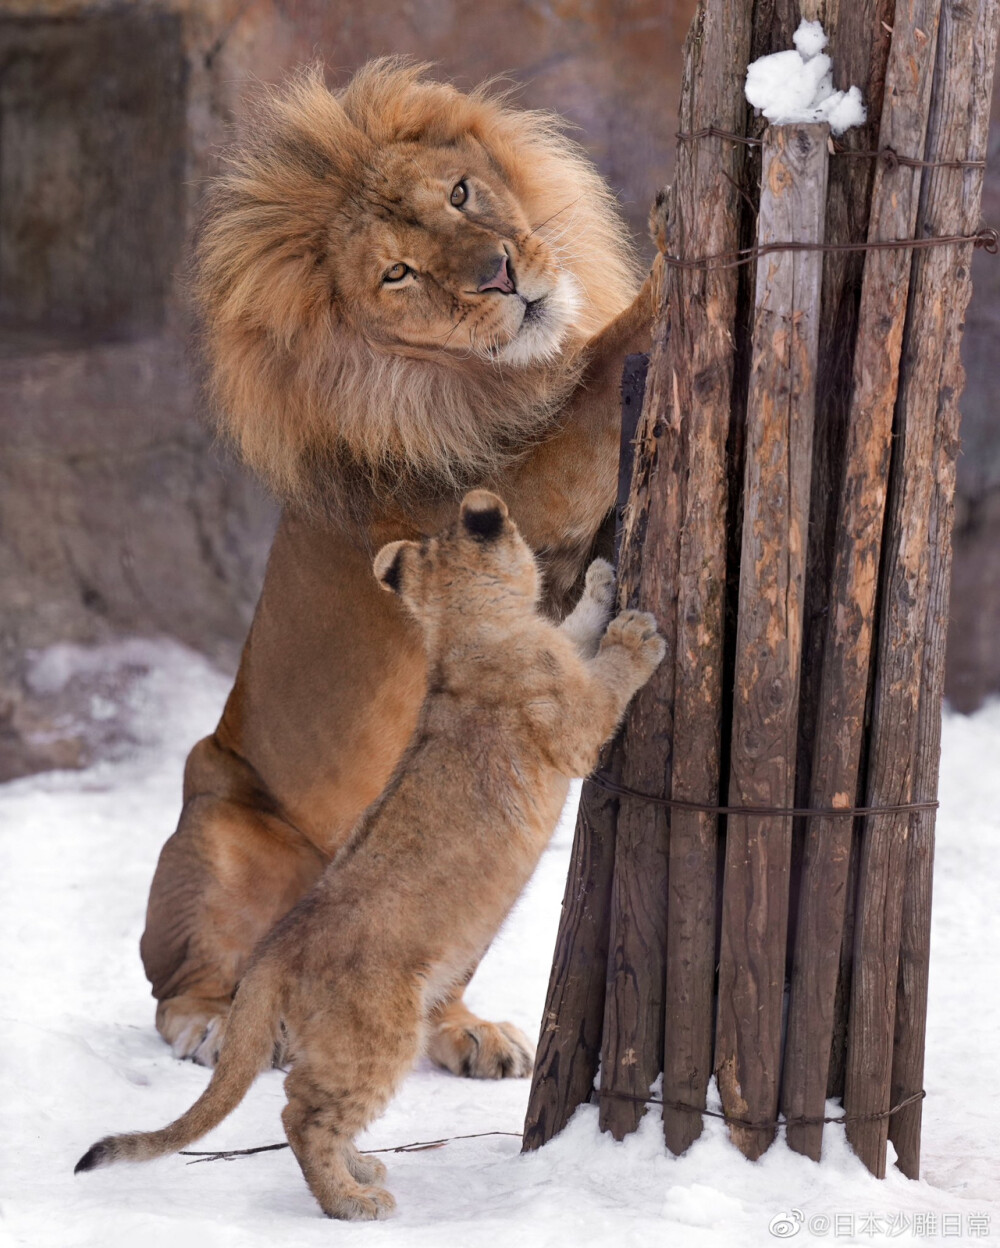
449, 181, 468, 208
383, 263, 410, 283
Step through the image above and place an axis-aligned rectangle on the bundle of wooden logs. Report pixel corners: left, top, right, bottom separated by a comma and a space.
523, 0, 998, 1180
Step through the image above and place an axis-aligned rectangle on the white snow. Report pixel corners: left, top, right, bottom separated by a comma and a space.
746, 20, 867, 136
1, 639, 998, 1246
792, 19, 828, 60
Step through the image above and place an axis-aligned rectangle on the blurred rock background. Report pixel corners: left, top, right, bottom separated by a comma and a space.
0, 0, 996, 780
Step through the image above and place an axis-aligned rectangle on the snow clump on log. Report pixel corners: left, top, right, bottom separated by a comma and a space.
745, 20, 867, 136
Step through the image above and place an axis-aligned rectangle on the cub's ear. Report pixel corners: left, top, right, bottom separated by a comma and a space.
460, 490, 509, 542
373, 540, 413, 594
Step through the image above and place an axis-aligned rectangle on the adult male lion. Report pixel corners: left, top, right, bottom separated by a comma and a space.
141, 60, 655, 1075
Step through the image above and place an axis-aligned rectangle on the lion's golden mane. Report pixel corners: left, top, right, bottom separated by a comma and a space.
196, 60, 641, 524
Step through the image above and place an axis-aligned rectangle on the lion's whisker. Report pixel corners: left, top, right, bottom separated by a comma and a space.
527, 196, 584, 239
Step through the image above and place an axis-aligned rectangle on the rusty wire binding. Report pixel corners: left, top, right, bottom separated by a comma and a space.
676, 125, 988, 170
589, 772, 938, 820
596, 1087, 927, 1130
660, 227, 998, 273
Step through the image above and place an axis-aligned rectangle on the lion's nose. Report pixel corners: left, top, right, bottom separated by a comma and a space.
477, 253, 516, 295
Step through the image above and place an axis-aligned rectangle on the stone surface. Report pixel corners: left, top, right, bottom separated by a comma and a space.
0, 1, 279, 779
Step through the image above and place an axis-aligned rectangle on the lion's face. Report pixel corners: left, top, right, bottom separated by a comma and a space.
335, 146, 580, 367
198, 62, 640, 514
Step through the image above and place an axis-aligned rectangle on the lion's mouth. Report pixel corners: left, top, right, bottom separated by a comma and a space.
494, 274, 582, 368
521, 295, 547, 325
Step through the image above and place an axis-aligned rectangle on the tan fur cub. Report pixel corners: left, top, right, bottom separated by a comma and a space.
75, 490, 664, 1220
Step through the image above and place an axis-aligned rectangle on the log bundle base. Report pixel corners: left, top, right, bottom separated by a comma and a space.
523, 0, 999, 1180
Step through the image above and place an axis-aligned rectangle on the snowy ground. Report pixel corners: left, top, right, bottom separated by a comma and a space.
1, 640, 997, 1247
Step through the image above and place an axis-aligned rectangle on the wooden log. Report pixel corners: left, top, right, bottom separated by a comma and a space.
833, 0, 946, 1180
781, 0, 943, 1168
599, 359, 673, 1141
660, 399, 728, 1156
794, 0, 895, 1089
714, 123, 827, 1161
597, 0, 752, 1144
886, 0, 1000, 1180
595, 218, 675, 1147
522, 357, 648, 1151
521, 757, 622, 1151
657, 100, 741, 1165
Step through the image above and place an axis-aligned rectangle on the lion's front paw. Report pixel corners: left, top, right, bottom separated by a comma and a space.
156, 996, 230, 1068
156, 995, 290, 1070
427, 1017, 535, 1079
602, 610, 667, 673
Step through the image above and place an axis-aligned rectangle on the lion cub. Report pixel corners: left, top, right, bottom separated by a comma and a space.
76, 490, 665, 1220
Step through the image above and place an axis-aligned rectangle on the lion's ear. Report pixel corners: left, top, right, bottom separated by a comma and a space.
460, 491, 509, 542
373, 540, 414, 594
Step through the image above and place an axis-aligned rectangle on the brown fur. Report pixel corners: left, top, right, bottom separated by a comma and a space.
82, 493, 665, 1220
141, 61, 655, 1076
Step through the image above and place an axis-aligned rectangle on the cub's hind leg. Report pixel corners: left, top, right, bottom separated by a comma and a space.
281, 993, 421, 1219
283, 1094, 396, 1222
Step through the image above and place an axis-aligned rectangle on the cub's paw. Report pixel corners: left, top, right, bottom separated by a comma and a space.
345, 1144, 388, 1186
563, 558, 617, 657
427, 1017, 535, 1079
327, 1184, 396, 1222
602, 610, 667, 672
582, 558, 616, 615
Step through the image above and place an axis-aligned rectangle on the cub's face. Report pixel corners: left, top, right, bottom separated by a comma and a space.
334, 144, 581, 367
373, 491, 540, 629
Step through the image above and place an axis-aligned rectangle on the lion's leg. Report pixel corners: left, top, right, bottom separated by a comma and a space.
141, 790, 325, 1066
426, 988, 535, 1080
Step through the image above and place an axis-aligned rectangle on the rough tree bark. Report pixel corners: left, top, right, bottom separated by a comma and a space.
522, 0, 999, 1177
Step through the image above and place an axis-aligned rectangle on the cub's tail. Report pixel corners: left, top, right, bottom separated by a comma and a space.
75, 958, 281, 1173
